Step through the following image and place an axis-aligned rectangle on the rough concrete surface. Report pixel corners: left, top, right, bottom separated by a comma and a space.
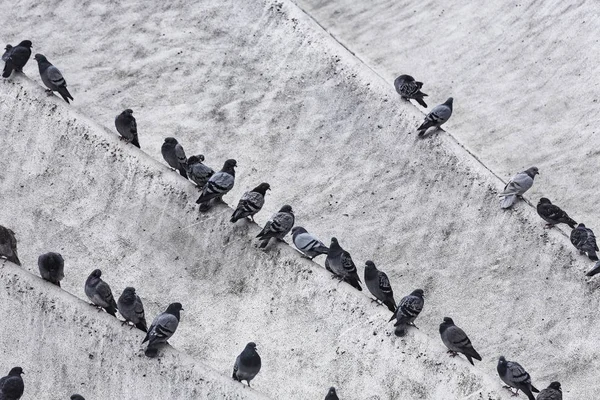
0, 0, 598, 398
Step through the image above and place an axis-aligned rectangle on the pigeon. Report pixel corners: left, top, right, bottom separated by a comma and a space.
536, 198, 577, 228
497, 356, 539, 400
195, 159, 237, 211
364, 260, 396, 312
142, 302, 183, 357
230, 182, 271, 223
33, 54, 73, 103
324, 238, 362, 291
186, 155, 214, 188
416, 97, 453, 136
570, 223, 598, 261
256, 205, 295, 249
115, 109, 140, 148
70, 395, 85, 400
37, 252, 65, 287
499, 167, 539, 209
2, 40, 31, 78
325, 387, 339, 400
0, 367, 24, 400
0, 225, 20, 266
84, 269, 118, 316
394, 74, 428, 107
586, 260, 600, 277
232, 342, 261, 387
117, 287, 148, 332
291, 226, 329, 259
161, 137, 188, 178
389, 289, 424, 336
536, 382, 562, 400
439, 317, 482, 365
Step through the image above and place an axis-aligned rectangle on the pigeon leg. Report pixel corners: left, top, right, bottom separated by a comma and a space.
544, 224, 555, 229
45, 89, 53, 95
446, 350, 458, 357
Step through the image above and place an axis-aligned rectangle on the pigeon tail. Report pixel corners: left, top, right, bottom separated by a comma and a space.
383, 299, 396, 313
131, 137, 140, 148
7, 254, 21, 266
566, 218, 577, 229
522, 389, 535, 400
136, 321, 148, 333
586, 261, 600, 276
465, 355, 475, 366
177, 167, 188, 179
105, 306, 117, 317
531, 385, 539, 393
500, 194, 516, 209
54, 281, 61, 288
588, 251, 599, 261
415, 97, 428, 108
2, 63, 13, 78
57, 86, 73, 103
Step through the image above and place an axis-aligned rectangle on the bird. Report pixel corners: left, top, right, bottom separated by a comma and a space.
324, 238, 362, 291
536, 382, 562, 400
256, 205, 295, 249
115, 109, 140, 148
230, 182, 271, 223
497, 356, 539, 400
364, 260, 396, 312
37, 252, 65, 287
70, 395, 85, 400
2, 40, 31, 78
536, 198, 577, 228
570, 223, 598, 261
498, 167, 539, 209
324, 387, 339, 400
232, 342, 261, 387
117, 287, 148, 332
161, 137, 188, 178
33, 54, 73, 103
0, 367, 24, 400
439, 317, 482, 365
389, 289, 424, 336
0, 225, 21, 266
291, 226, 329, 259
84, 269, 118, 316
394, 74, 428, 108
416, 97, 453, 136
186, 155, 214, 188
195, 159, 237, 211
586, 260, 600, 277
142, 302, 183, 357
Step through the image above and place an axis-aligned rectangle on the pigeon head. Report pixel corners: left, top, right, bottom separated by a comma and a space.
166, 302, 184, 318
444, 97, 454, 108
330, 237, 339, 247
411, 289, 424, 298
246, 342, 258, 351
525, 166, 539, 177
123, 109, 133, 115
164, 137, 178, 144
33, 53, 48, 63
18, 40, 32, 48
498, 356, 507, 365
365, 260, 376, 269
442, 317, 454, 324
8, 367, 24, 376
122, 286, 136, 296
189, 154, 205, 164
253, 182, 271, 195
71, 395, 86, 400
4, 44, 12, 51
538, 197, 551, 204
90, 269, 102, 278
396, 74, 412, 82
578, 223, 586, 228
328, 387, 337, 396
279, 204, 293, 213
549, 382, 561, 391
224, 159, 237, 168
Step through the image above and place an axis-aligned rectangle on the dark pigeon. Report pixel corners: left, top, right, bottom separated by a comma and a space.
497, 356, 539, 400
364, 260, 395, 312
231, 183, 270, 223
195, 159, 237, 212
70, 396, 85, 400
115, 109, 140, 148
37, 252, 65, 287
536, 382, 562, 400
570, 223, 599, 261
232, 342, 261, 387
84, 269, 118, 316
161, 137, 188, 178
394, 74, 428, 107
324, 387, 339, 400
291, 226, 329, 260
0, 367, 24, 400
324, 238, 362, 291
34, 54, 73, 103
536, 198, 576, 228
117, 287, 148, 332
0, 225, 20, 266
256, 205, 295, 249
2, 40, 31, 78
439, 317, 482, 365
389, 289, 424, 336
142, 302, 183, 357
416, 97, 453, 136
186, 155, 214, 188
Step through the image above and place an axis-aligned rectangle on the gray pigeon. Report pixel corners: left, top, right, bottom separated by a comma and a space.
439, 317, 482, 365
2, 40, 31, 78
33, 54, 73, 103
161, 137, 188, 178
115, 109, 140, 148
0, 367, 24, 400
416, 97, 453, 136
499, 167, 539, 209
232, 342, 261, 387
117, 287, 148, 332
186, 155, 214, 188
497, 356, 539, 400
394, 74, 428, 107
586, 260, 600, 277
256, 205, 295, 249
364, 260, 395, 312
70, 395, 85, 400
291, 226, 329, 259
0, 225, 20, 266
570, 223, 599, 261
231, 183, 271, 223
142, 302, 183, 358
37, 252, 65, 287
325, 387, 339, 400
536, 198, 576, 228
324, 238, 362, 291
389, 289, 424, 336
195, 159, 237, 212
536, 382, 562, 400
84, 269, 118, 316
